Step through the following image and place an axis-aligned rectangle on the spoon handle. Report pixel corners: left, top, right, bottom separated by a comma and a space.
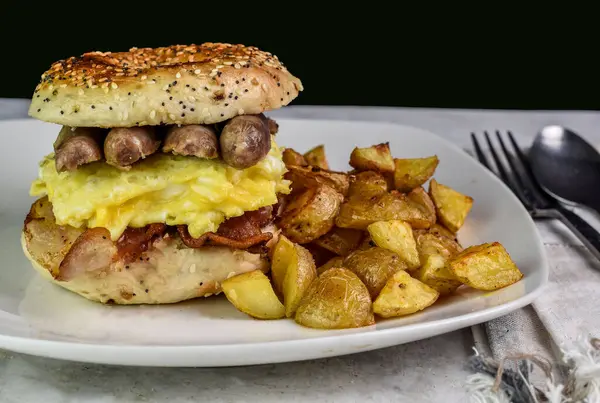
554, 206, 600, 263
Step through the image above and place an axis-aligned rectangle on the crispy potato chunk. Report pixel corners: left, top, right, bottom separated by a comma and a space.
313, 227, 364, 256
282, 148, 307, 167
285, 165, 350, 196
448, 242, 523, 291
349, 143, 395, 174
295, 267, 373, 329
336, 191, 432, 230
429, 179, 473, 232
347, 171, 389, 199
279, 185, 344, 244
373, 270, 439, 318
367, 220, 420, 269
343, 247, 407, 298
317, 256, 345, 276
303, 145, 329, 169
414, 232, 463, 295
222, 270, 285, 320
393, 156, 439, 192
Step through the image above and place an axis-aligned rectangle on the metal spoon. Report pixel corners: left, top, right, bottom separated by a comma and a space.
529, 125, 600, 261
530, 125, 600, 213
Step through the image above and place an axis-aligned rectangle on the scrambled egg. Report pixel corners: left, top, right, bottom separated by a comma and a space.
30, 138, 291, 241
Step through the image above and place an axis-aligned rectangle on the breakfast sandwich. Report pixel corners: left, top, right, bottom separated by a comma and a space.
22, 43, 302, 304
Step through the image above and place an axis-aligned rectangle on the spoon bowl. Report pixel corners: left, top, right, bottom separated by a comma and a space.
529, 125, 600, 214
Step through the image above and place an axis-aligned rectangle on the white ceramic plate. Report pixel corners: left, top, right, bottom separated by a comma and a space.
0, 118, 548, 367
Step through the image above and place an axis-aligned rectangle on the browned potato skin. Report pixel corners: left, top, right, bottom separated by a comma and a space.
347, 171, 389, 199
282, 148, 307, 167
313, 227, 364, 256
163, 124, 218, 159
349, 143, 395, 174
343, 247, 407, 298
104, 126, 160, 168
393, 156, 439, 192
285, 166, 350, 196
448, 242, 523, 291
336, 190, 433, 230
220, 115, 271, 169
54, 127, 106, 172
295, 267, 374, 329
221, 270, 286, 320
303, 145, 329, 169
278, 185, 344, 244
282, 243, 317, 317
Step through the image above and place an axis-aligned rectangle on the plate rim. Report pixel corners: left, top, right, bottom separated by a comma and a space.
0, 117, 549, 365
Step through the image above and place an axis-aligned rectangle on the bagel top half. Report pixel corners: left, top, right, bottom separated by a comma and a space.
28, 43, 303, 128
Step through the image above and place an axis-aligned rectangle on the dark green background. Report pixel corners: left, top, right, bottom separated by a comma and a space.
2, 6, 597, 110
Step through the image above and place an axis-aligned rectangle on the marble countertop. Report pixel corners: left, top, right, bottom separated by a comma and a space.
1, 99, 600, 402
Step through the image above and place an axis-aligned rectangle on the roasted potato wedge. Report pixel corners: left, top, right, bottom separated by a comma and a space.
448, 242, 523, 291
271, 235, 296, 294
283, 245, 317, 317
285, 165, 350, 196
414, 233, 463, 295
343, 247, 407, 298
347, 170, 389, 199
429, 179, 473, 233
282, 148, 307, 167
278, 184, 344, 244
317, 256, 345, 276
373, 270, 439, 318
313, 227, 364, 256
336, 191, 433, 230
295, 267, 374, 329
222, 270, 285, 320
406, 186, 437, 227
349, 143, 395, 174
367, 220, 420, 269
303, 145, 329, 169
393, 156, 439, 192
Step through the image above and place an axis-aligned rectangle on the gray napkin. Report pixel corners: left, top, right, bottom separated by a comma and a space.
467, 217, 600, 402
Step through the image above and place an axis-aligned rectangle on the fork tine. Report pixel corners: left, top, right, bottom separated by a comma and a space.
484, 131, 511, 185
473, 131, 531, 210
495, 131, 535, 206
506, 131, 552, 207
470, 133, 491, 169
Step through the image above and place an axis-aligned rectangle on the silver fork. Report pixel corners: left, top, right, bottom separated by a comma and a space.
471, 130, 600, 263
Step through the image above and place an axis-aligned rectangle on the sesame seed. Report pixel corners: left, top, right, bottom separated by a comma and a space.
150, 110, 156, 119
190, 108, 195, 111
175, 72, 181, 79
109, 106, 113, 110
169, 113, 176, 120
91, 105, 95, 109
194, 69, 201, 74
60, 111, 64, 114
244, 89, 248, 92
220, 113, 224, 116
37, 109, 40, 112
161, 102, 165, 106
169, 96, 173, 100
141, 75, 147, 80
111, 82, 118, 89
181, 113, 185, 117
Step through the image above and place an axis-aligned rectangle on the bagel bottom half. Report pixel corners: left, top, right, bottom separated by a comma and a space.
21, 199, 272, 305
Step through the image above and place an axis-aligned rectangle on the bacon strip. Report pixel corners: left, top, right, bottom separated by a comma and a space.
178, 205, 275, 249
116, 223, 168, 264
